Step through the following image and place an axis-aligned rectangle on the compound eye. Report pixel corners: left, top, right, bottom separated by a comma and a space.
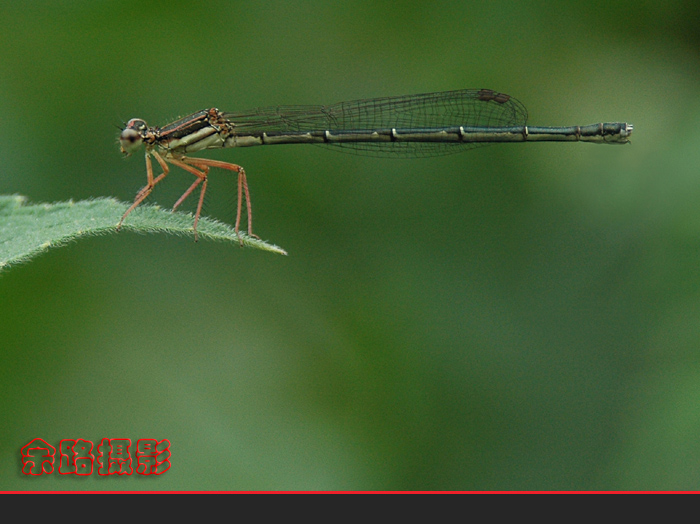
122, 128, 141, 142
120, 127, 144, 155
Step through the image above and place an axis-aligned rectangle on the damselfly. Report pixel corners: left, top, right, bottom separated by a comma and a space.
117, 89, 632, 241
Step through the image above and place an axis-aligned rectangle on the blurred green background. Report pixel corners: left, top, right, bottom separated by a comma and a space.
1, 0, 699, 491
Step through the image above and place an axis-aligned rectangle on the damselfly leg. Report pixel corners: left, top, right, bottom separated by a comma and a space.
118, 150, 256, 244
117, 150, 169, 233
179, 157, 258, 243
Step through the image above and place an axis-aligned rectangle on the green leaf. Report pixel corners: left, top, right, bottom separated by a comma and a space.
0, 194, 287, 270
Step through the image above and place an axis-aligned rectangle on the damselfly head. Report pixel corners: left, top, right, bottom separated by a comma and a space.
120, 118, 148, 156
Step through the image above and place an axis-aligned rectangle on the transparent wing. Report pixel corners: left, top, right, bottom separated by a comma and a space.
222, 89, 528, 157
